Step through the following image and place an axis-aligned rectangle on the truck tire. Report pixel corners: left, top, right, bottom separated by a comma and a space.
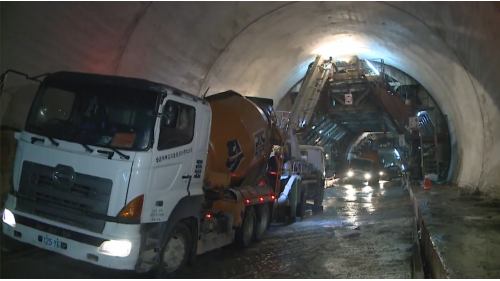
255, 203, 270, 241
312, 185, 324, 215
157, 222, 192, 278
313, 185, 324, 207
235, 206, 256, 248
296, 188, 306, 218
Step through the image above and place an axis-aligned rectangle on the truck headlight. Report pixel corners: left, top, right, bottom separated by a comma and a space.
379, 171, 384, 176
364, 173, 371, 180
99, 240, 132, 257
2, 209, 16, 227
347, 171, 354, 177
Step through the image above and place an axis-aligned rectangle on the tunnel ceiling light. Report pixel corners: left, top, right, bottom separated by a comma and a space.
417, 111, 426, 117
312, 38, 369, 58
394, 149, 400, 157
319, 130, 324, 134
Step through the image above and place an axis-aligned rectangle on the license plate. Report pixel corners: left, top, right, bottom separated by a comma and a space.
38, 234, 66, 250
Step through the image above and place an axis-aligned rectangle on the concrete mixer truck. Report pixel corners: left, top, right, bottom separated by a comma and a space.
1, 71, 283, 276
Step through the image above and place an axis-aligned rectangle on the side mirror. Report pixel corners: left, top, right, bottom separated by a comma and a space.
163, 103, 179, 128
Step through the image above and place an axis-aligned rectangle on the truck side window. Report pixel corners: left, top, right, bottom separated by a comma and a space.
158, 100, 196, 150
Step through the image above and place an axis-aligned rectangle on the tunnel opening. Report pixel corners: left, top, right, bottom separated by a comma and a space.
276, 55, 452, 185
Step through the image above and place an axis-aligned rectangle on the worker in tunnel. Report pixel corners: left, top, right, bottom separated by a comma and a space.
267, 145, 285, 193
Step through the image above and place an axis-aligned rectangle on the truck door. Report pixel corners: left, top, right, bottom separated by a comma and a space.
189, 107, 211, 196
144, 95, 199, 223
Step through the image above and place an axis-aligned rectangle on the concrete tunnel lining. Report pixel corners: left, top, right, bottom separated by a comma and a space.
2, 2, 500, 196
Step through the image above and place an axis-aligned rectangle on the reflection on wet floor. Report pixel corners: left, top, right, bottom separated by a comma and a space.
1, 179, 414, 279
171, 179, 413, 279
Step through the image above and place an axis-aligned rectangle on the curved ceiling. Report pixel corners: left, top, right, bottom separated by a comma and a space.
2, 2, 500, 196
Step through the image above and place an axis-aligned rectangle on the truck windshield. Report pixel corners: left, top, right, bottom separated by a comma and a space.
350, 159, 374, 171
25, 83, 158, 151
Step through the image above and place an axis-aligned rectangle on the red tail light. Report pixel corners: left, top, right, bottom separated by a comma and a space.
246, 199, 250, 204
259, 197, 264, 202
271, 195, 276, 200
258, 179, 266, 186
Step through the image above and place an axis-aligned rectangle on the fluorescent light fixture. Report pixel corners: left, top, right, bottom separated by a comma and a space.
312, 126, 316, 129
394, 149, 400, 157
401, 164, 405, 171
319, 130, 324, 134
365, 60, 380, 75
99, 240, 132, 257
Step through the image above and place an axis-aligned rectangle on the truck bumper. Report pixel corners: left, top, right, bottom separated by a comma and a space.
2, 208, 141, 271
346, 175, 367, 182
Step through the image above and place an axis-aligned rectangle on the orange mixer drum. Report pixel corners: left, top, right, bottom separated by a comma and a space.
205, 91, 273, 186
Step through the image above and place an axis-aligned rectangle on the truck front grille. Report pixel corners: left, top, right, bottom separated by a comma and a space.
16, 161, 113, 233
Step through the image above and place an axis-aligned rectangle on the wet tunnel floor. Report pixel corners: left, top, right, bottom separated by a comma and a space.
1, 181, 413, 279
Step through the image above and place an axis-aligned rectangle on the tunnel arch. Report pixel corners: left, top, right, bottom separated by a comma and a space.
197, 1, 493, 193
1, 2, 500, 196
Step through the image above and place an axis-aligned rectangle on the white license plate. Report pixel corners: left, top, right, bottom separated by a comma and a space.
39, 234, 65, 249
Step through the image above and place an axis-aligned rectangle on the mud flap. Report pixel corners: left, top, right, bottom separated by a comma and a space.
134, 223, 164, 273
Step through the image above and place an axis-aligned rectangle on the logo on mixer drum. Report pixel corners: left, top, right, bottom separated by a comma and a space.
253, 129, 266, 161
226, 140, 245, 174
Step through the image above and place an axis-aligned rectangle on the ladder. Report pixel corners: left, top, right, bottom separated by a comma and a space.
289, 55, 332, 130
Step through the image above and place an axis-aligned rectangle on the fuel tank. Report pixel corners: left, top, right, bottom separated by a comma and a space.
204, 91, 278, 189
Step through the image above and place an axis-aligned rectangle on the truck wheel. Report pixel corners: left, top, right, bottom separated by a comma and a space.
255, 204, 270, 241
157, 222, 191, 277
312, 186, 324, 215
296, 188, 306, 218
235, 206, 256, 248
313, 186, 324, 207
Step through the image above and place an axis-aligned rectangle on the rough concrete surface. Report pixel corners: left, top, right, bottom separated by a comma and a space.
2, 2, 500, 195
1, 181, 413, 279
410, 184, 500, 278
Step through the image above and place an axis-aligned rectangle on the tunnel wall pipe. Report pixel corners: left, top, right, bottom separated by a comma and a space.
1, 2, 500, 197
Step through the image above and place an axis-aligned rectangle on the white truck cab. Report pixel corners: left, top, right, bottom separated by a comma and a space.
299, 145, 326, 177
298, 145, 326, 213
2, 72, 211, 271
